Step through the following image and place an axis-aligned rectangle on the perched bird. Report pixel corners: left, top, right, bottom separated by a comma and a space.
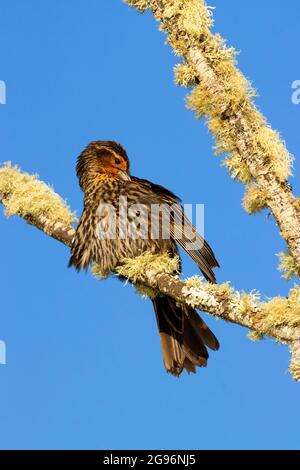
69, 141, 220, 376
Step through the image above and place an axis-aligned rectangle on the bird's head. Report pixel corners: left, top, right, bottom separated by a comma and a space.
76, 141, 130, 191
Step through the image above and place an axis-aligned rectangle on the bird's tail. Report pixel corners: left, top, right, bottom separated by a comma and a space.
152, 296, 219, 376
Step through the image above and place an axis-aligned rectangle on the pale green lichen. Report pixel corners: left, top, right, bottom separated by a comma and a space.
259, 285, 300, 331
294, 198, 300, 213
223, 154, 253, 184
115, 251, 180, 284
184, 275, 205, 289
228, 286, 300, 341
125, 0, 293, 186
289, 342, 300, 382
243, 185, 269, 214
184, 276, 233, 297
248, 331, 264, 342
174, 63, 197, 87
93, 251, 178, 299
91, 263, 109, 281
253, 125, 293, 182
162, 0, 212, 53
182, 277, 234, 311
278, 252, 300, 280
123, 0, 152, 12
289, 358, 300, 382
0, 163, 76, 226
183, 276, 300, 341
188, 88, 293, 183
216, 282, 235, 299
234, 291, 261, 316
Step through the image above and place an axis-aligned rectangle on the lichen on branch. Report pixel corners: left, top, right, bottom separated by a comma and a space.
1, 164, 300, 379
123, 0, 300, 274
0, 164, 76, 244
0, 163, 76, 226
278, 252, 300, 280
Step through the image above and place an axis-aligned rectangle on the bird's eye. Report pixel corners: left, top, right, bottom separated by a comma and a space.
114, 157, 121, 165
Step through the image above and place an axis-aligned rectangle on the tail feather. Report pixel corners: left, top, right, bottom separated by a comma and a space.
188, 309, 219, 351
152, 296, 219, 377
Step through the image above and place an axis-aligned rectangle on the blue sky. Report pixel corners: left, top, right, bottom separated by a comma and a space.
0, 0, 300, 450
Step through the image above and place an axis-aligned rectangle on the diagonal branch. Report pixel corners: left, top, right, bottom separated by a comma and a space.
1, 165, 300, 380
188, 47, 300, 267
124, 0, 300, 277
290, 341, 300, 382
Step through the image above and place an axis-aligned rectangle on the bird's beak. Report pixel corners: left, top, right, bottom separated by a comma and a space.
118, 170, 131, 181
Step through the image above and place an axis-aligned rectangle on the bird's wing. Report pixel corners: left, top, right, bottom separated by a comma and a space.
127, 177, 219, 283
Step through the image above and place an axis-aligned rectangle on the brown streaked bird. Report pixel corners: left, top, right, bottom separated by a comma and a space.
69, 141, 220, 376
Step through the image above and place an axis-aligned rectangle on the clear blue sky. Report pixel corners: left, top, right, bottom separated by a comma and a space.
0, 0, 300, 450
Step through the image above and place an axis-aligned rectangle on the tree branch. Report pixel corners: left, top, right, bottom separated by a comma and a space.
188, 47, 300, 267
1, 0, 299, 382
1, 165, 300, 380
290, 341, 300, 382
124, 0, 300, 277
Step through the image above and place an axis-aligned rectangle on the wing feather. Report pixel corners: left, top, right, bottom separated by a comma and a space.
127, 177, 219, 283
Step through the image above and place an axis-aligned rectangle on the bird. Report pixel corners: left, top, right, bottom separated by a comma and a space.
69, 141, 220, 376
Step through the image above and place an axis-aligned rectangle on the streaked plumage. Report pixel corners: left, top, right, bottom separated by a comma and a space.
69, 141, 220, 376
